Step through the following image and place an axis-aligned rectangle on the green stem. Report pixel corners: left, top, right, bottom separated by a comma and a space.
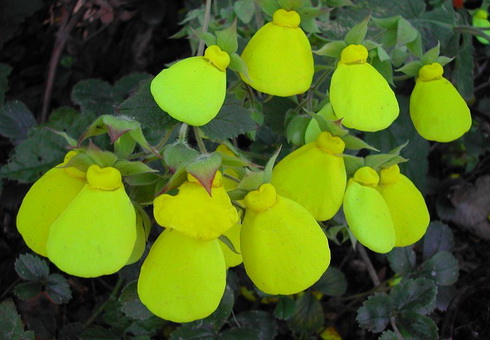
83, 276, 125, 328
178, 123, 189, 143
197, 0, 213, 56
194, 126, 208, 153
156, 123, 178, 151
223, 172, 241, 183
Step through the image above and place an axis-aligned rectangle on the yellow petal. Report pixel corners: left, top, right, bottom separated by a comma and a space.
343, 167, 395, 253
410, 64, 471, 142
219, 222, 243, 268
330, 45, 399, 132
151, 47, 227, 126
138, 229, 226, 322
241, 183, 330, 295
126, 208, 148, 265
46, 166, 136, 277
377, 165, 430, 247
240, 9, 314, 96
153, 172, 238, 240
272, 132, 346, 221
16, 152, 86, 256
304, 103, 336, 144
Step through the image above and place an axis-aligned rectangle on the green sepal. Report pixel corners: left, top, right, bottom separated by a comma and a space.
406, 32, 423, 57
263, 146, 282, 183
256, 0, 281, 16
84, 141, 118, 167
163, 142, 200, 172
61, 151, 97, 173
193, 29, 217, 47
314, 40, 347, 59
185, 152, 223, 195
114, 132, 137, 158
219, 235, 240, 254
435, 56, 454, 67
216, 20, 238, 54
238, 170, 264, 192
344, 15, 371, 45
343, 154, 365, 177
228, 53, 249, 79
420, 43, 440, 65
305, 110, 348, 137
113, 160, 157, 176
296, 6, 325, 20
45, 128, 78, 147
341, 134, 379, 152
364, 141, 409, 170
396, 60, 423, 77
287, 115, 310, 145
277, 0, 304, 11
160, 166, 188, 193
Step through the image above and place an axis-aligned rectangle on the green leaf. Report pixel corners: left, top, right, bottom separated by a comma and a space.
0, 100, 37, 145
343, 154, 365, 177
171, 328, 217, 340
113, 160, 157, 177
379, 330, 398, 340
200, 103, 258, 140
286, 115, 310, 145
0, 299, 35, 340
45, 273, 72, 304
263, 147, 281, 183
373, 16, 400, 30
396, 60, 423, 77
195, 30, 217, 47
277, 0, 303, 11
396, 311, 438, 340
233, 311, 277, 340
420, 43, 440, 65
13, 281, 42, 300
216, 20, 238, 54
313, 40, 347, 59
0, 63, 12, 105
356, 294, 394, 333
387, 247, 416, 276
418, 251, 459, 286
288, 292, 324, 333
274, 296, 295, 320
256, 0, 280, 16
163, 142, 199, 172
228, 53, 248, 76
453, 33, 474, 100
342, 134, 379, 152
119, 281, 153, 320
390, 278, 437, 314
15, 253, 49, 281
422, 221, 454, 260
234, 0, 255, 23
186, 153, 222, 194
397, 17, 419, 45
219, 235, 240, 254
297, 6, 324, 19
80, 326, 121, 340
406, 32, 423, 57
344, 15, 371, 45
312, 267, 347, 297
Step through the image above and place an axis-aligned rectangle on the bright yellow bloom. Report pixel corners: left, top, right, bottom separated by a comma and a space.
16, 151, 86, 257
46, 165, 136, 277
126, 208, 148, 265
473, 10, 490, 44
220, 222, 243, 268
138, 229, 226, 322
151, 45, 229, 126
153, 171, 238, 240
304, 103, 336, 144
240, 9, 314, 96
343, 167, 395, 253
330, 45, 399, 132
410, 63, 471, 142
241, 183, 330, 294
272, 131, 346, 221
376, 165, 429, 247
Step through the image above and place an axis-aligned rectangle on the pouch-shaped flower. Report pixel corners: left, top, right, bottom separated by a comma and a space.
151, 45, 229, 126
240, 9, 314, 96
376, 165, 430, 247
16, 151, 86, 257
330, 44, 399, 132
343, 167, 395, 253
473, 9, 490, 44
46, 165, 136, 277
138, 228, 226, 323
304, 103, 336, 144
241, 183, 330, 294
410, 62, 471, 142
153, 171, 238, 240
272, 131, 346, 221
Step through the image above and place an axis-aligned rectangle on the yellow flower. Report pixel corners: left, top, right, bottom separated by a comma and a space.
151, 45, 229, 126
272, 131, 346, 221
376, 165, 429, 247
241, 183, 330, 294
473, 10, 490, 44
138, 229, 226, 323
343, 167, 395, 253
219, 222, 243, 268
46, 165, 136, 277
330, 44, 399, 132
304, 103, 336, 144
410, 62, 471, 142
240, 9, 314, 96
126, 208, 149, 265
16, 151, 86, 257
153, 171, 238, 240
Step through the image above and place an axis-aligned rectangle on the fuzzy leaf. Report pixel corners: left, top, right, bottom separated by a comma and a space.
312, 267, 347, 297
274, 296, 295, 320
0, 299, 35, 340
387, 247, 416, 276
314, 40, 347, 59
396, 311, 438, 340
390, 278, 437, 314
200, 104, 258, 140
234, 0, 255, 24
418, 251, 459, 286
45, 274, 72, 304
288, 292, 324, 333
0, 100, 37, 145
422, 221, 454, 260
15, 253, 49, 281
356, 294, 393, 333
119, 281, 153, 320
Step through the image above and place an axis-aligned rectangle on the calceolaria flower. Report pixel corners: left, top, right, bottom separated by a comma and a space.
330, 44, 399, 132
151, 45, 229, 126
240, 9, 314, 96
46, 165, 136, 277
271, 131, 346, 221
410, 62, 471, 142
241, 183, 330, 294
153, 171, 238, 240
472, 9, 490, 44
138, 228, 226, 323
17, 151, 86, 257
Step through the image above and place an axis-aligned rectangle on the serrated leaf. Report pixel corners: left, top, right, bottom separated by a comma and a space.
119, 281, 153, 320
219, 327, 260, 339
0, 299, 35, 340
0, 100, 37, 145
233, 310, 277, 340
345, 15, 370, 45
45, 273, 72, 304
436, 285, 456, 312
418, 251, 459, 286
15, 253, 49, 281
312, 267, 347, 297
387, 247, 416, 276
234, 0, 255, 24
356, 294, 393, 333
274, 296, 295, 320
314, 40, 347, 59
216, 20, 238, 54
0, 63, 12, 104
390, 278, 437, 314
396, 311, 438, 340
13, 281, 42, 300
288, 292, 324, 333
200, 104, 258, 140
379, 330, 398, 340
422, 221, 454, 260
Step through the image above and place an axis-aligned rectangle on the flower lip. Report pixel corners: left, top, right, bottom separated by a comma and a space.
353, 166, 379, 187
379, 164, 400, 186
244, 183, 277, 212
340, 44, 368, 64
315, 131, 345, 154
204, 45, 230, 72
272, 9, 301, 28
418, 62, 444, 82
87, 165, 122, 191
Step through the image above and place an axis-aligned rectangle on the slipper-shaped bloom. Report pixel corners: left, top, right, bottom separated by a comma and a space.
151, 45, 229, 126
304, 103, 336, 144
153, 171, 238, 240
46, 165, 136, 277
376, 165, 430, 247
343, 167, 395, 253
16, 151, 86, 257
138, 229, 226, 323
330, 44, 399, 132
473, 9, 490, 44
272, 131, 346, 221
240, 9, 314, 96
410, 62, 471, 142
241, 183, 330, 294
